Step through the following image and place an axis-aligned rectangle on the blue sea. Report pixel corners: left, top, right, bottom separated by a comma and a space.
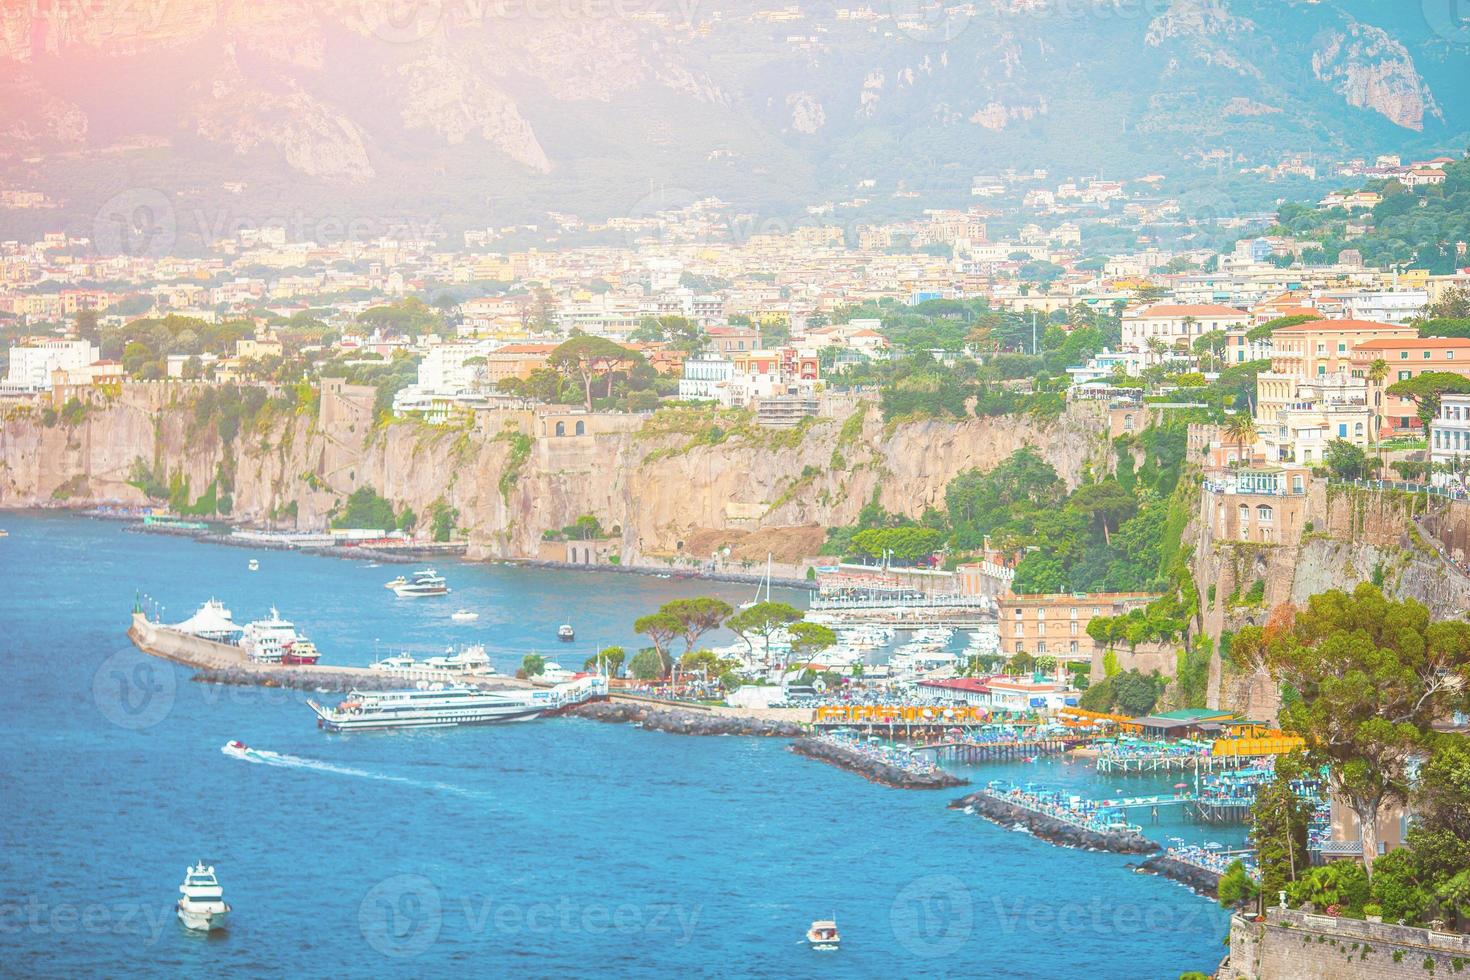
0, 513, 1231, 977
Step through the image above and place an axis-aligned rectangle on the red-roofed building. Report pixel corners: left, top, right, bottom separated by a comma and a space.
1350, 337, 1470, 432
1266, 319, 1417, 379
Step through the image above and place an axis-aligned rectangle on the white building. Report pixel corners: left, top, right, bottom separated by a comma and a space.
1342, 291, 1428, 325
1430, 394, 1470, 470
677, 355, 734, 402
4, 339, 99, 391
1121, 304, 1250, 352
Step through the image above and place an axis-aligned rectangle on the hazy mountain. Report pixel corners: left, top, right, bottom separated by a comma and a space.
2, 0, 1467, 248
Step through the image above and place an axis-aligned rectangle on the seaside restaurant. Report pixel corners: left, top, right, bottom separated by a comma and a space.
1131, 708, 1237, 740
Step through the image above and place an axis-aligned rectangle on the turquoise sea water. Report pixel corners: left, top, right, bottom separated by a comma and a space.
0, 513, 1231, 977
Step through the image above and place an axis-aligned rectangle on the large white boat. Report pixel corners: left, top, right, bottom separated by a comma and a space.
240, 607, 312, 663
307, 678, 605, 731
370, 653, 420, 672
176, 862, 230, 932
392, 569, 450, 598
421, 644, 497, 674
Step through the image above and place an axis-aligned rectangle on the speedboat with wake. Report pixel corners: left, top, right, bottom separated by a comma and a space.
221, 739, 251, 760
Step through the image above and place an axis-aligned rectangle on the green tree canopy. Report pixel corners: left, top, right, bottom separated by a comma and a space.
1243, 585, 1470, 877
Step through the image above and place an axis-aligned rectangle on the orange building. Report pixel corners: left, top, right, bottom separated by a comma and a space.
1350, 337, 1470, 432
1268, 319, 1416, 379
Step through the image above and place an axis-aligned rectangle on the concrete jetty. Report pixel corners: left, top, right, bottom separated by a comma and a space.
565, 699, 802, 737
1134, 854, 1223, 899
790, 737, 969, 790
127, 613, 526, 690
949, 790, 1161, 854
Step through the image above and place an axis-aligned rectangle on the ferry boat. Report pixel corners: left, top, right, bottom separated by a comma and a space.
806, 919, 840, 950
280, 638, 321, 665
392, 569, 449, 598
241, 607, 312, 663
451, 609, 479, 622
176, 862, 230, 932
309, 684, 551, 731
557, 623, 575, 641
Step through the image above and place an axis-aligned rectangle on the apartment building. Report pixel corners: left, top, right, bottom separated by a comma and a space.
1120, 303, 1250, 352
995, 592, 1158, 660
1350, 337, 1470, 432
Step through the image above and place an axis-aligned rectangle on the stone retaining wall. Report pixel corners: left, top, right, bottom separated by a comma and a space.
1226, 908, 1470, 979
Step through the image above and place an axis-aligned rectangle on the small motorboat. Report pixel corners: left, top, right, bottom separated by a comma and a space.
177, 862, 230, 932
247, 559, 259, 571
451, 609, 480, 623
557, 623, 575, 642
806, 919, 840, 950
221, 740, 250, 760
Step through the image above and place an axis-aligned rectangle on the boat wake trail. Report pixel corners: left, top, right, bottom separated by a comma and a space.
224, 746, 480, 798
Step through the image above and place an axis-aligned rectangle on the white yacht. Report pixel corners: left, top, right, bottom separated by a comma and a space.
308, 680, 604, 731
422, 644, 496, 674
393, 569, 449, 598
240, 607, 311, 663
538, 661, 575, 683
247, 559, 259, 571
369, 653, 420, 672
176, 862, 230, 932
451, 609, 479, 622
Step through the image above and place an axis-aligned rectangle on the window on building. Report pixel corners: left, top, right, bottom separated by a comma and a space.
1400, 351, 1409, 359
1399, 371, 1412, 381
1424, 351, 1432, 359
575, 420, 585, 436
555, 421, 565, 436
1257, 505, 1273, 522
1069, 641, 1079, 654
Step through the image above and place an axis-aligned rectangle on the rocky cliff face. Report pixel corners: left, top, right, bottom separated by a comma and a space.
1193, 482, 1470, 722
0, 387, 1109, 567
1, 1, 1460, 235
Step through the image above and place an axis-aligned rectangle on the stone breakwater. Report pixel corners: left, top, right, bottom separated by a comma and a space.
565, 699, 803, 737
1135, 855, 1222, 899
949, 791, 1161, 854
790, 737, 969, 790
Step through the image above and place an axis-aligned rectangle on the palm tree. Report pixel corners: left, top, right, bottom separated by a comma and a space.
1367, 357, 1389, 473
1224, 413, 1258, 467
1145, 336, 1167, 367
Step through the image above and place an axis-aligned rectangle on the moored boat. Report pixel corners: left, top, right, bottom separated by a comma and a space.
241, 607, 313, 663
557, 623, 575, 641
451, 609, 479, 622
280, 639, 321, 665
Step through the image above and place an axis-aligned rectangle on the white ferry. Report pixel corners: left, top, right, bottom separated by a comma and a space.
240, 607, 313, 663
392, 569, 450, 598
308, 679, 604, 731
176, 862, 230, 932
